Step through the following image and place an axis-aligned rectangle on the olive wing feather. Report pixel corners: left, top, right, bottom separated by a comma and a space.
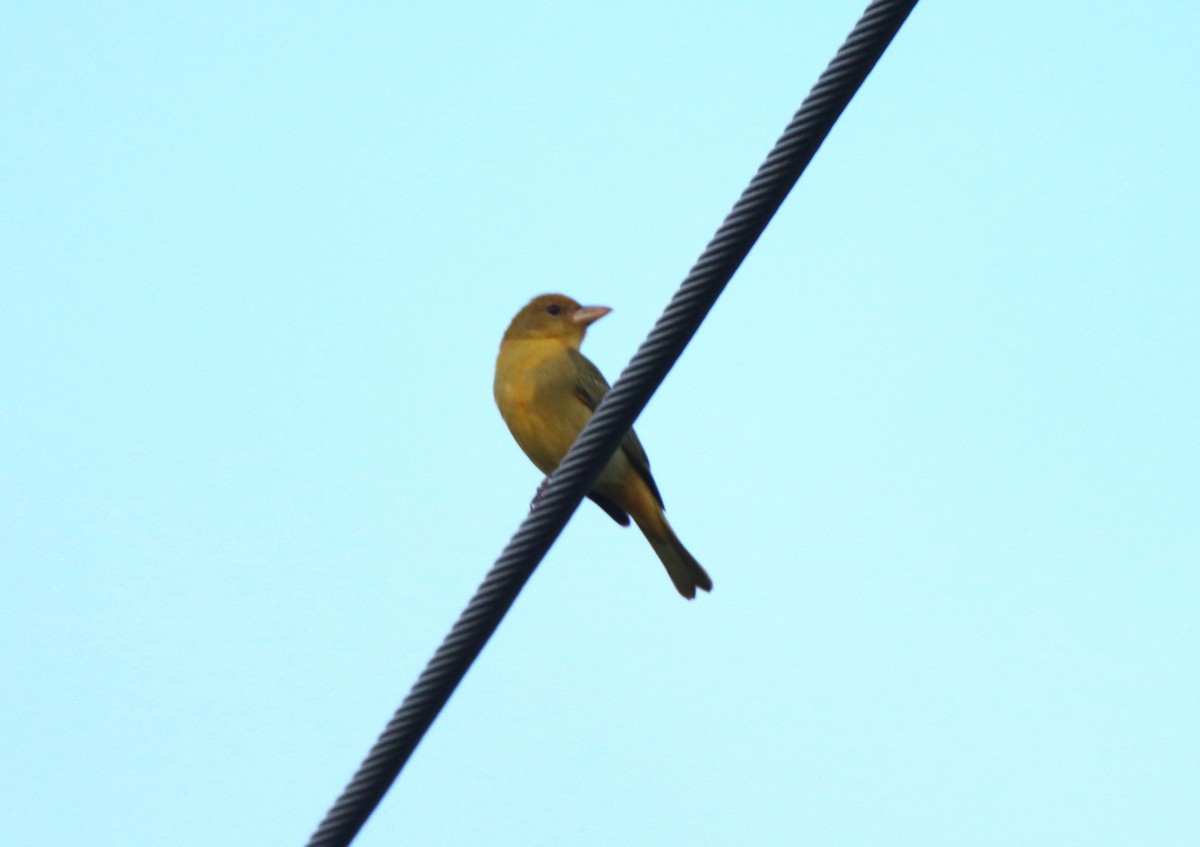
567, 347, 665, 510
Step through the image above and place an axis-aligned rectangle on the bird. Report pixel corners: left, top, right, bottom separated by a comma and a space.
493, 293, 713, 599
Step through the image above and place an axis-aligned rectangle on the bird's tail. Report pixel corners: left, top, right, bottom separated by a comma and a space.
634, 509, 713, 600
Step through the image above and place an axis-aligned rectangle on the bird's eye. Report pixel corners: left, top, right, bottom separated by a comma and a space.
546, 304, 561, 315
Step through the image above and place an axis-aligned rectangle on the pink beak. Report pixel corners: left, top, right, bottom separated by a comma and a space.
571, 305, 612, 327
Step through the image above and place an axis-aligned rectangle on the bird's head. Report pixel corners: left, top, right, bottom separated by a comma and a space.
502, 293, 611, 348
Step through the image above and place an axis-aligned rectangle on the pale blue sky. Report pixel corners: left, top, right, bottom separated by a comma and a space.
3, 2, 1198, 845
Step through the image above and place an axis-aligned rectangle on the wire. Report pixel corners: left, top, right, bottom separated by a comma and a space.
305, 1, 919, 844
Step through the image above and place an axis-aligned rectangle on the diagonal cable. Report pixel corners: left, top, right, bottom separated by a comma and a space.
306, 1, 918, 844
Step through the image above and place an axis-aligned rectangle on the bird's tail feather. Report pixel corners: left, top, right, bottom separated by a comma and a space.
636, 512, 713, 600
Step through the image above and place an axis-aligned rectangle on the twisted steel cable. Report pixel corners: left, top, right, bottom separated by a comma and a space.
306, 1, 918, 844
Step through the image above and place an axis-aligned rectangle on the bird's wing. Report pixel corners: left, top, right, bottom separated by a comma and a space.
567, 347, 665, 509
587, 491, 631, 527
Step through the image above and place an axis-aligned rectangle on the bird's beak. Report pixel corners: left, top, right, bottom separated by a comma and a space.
571, 305, 611, 327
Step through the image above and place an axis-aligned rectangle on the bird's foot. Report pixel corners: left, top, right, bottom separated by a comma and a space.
530, 476, 552, 511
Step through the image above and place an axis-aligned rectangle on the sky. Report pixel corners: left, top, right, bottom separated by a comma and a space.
3, 1, 1198, 845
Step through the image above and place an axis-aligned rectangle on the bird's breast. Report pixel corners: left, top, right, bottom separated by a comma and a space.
494, 338, 584, 475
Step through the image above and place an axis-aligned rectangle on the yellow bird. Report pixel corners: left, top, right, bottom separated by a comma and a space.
493, 293, 713, 599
